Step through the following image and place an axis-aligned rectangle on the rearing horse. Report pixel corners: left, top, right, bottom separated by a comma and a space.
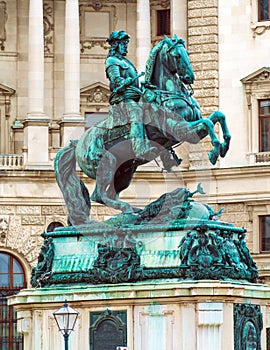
55, 35, 231, 226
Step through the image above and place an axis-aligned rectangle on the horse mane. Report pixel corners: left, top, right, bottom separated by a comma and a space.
144, 40, 166, 84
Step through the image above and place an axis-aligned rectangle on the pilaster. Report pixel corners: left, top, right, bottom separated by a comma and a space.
171, 0, 187, 42
60, 0, 84, 146
136, 0, 151, 74
25, 0, 50, 169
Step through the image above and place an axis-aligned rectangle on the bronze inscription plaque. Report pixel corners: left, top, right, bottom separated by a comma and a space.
90, 310, 127, 350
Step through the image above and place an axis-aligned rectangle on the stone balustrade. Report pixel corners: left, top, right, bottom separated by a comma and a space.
255, 152, 270, 163
0, 154, 24, 169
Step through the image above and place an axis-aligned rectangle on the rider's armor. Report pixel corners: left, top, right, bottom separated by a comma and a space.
105, 54, 154, 158
106, 55, 141, 105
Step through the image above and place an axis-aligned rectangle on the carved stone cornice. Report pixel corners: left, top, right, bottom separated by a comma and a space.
241, 67, 270, 107
0, 83, 15, 118
241, 67, 270, 85
150, 0, 170, 9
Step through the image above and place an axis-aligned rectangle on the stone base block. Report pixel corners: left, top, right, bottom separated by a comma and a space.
9, 281, 270, 350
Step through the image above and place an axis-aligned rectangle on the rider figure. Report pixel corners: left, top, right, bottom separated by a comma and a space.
105, 30, 154, 158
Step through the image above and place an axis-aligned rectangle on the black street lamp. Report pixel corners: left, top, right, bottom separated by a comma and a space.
53, 301, 79, 350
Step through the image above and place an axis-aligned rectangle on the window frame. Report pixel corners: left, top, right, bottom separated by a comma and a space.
258, 0, 270, 21
150, 3, 171, 45
259, 215, 270, 252
0, 252, 26, 350
156, 9, 171, 37
241, 68, 270, 164
251, 0, 270, 36
258, 99, 270, 152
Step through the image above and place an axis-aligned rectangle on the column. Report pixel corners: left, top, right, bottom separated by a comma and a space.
136, 0, 151, 74
24, 0, 50, 168
60, 0, 84, 146
171, 0, 187, 42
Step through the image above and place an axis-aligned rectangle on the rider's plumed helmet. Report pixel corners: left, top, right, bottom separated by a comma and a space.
106, 31, 130, 46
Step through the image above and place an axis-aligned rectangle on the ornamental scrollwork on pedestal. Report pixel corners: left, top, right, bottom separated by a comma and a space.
234, 304, 263, 350
178, 228, 258, 282
31, 236, 54, 287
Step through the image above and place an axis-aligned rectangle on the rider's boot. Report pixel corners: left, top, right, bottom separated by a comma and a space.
130, 122, 155, 158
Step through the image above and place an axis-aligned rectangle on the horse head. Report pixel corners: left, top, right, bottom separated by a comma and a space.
163, 34, 195, 85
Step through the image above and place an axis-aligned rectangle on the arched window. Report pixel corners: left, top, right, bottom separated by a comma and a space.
0, 252, 26, 350
46, 221, 64, 233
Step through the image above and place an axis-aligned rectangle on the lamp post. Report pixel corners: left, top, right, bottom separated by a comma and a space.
53, 301, 79, 350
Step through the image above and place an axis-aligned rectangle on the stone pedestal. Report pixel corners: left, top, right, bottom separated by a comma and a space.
59, 119, 85, 147
9, 281, 270, 350
23, 119, 51, 169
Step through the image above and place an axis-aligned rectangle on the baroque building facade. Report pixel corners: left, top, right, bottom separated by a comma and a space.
1, 0, 270, 348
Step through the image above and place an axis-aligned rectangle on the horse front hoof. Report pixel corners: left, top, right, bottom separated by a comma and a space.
220, 145, 228, 158
220, 141, 230, 158
208, 150, 219, 165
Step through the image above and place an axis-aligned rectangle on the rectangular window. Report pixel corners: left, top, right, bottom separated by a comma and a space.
260, 215, 270, 251
85, 112, 108, 130
259, 99, 270, 152
258, 0, 270, 21
156, 9, 170, 36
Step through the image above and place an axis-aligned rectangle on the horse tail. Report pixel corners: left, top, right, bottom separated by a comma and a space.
54, 140, 91, 226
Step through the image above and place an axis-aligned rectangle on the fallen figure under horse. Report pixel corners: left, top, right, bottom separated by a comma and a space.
54, 34, 231, 226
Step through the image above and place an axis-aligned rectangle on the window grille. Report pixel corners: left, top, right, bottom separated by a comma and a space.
0, 253, 26, 350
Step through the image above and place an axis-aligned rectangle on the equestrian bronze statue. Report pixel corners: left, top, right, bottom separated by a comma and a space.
54, 32, 231, 226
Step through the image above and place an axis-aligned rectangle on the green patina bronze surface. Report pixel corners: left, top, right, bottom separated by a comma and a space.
31, 33, 259, 288
234, 304, 263, 350
31, 185, 258, 287
54, 32, 231, 226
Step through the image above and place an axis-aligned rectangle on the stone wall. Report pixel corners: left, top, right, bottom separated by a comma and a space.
187, 0, 219, 168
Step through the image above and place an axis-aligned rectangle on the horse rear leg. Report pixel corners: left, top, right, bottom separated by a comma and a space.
208, 111, 231, 157
94, 151, 134, 213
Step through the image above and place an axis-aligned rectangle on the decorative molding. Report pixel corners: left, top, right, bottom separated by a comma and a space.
150, 0, 170, 46
150, 0, 170, 9
43, 2, 54, 54
79, 2, 116, 54
234, 304, 263, 350
241, 67, 270, 85
241, 67, 270, 108
250, 0, 270, 37
80, 82, 110, 111
31, 237, 54, 287
0, 83, 15, 118
251, 22, 270, 37
0, 216, 8, 243
0, 1, 7, 51
241, 67, 270, 163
